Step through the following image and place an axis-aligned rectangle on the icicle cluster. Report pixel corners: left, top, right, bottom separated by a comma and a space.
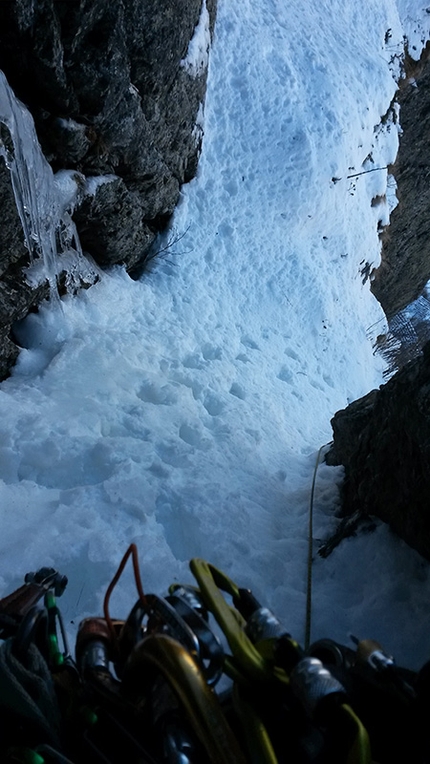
0, 70, 97, 300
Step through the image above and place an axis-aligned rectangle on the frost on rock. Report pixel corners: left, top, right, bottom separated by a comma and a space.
180, 0, 211, 78
386, 173, 399, 214
83, 174, 118, 198
192, 102, 205, 147
0, 71, 98, 298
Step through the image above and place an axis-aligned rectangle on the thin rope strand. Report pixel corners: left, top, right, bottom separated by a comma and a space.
304, 443, 332, 650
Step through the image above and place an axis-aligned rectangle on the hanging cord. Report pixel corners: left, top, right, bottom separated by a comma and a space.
304, 442, 332, 651
103, 543, 147, 651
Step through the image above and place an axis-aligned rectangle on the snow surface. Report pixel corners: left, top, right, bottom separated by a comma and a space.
1, 0, 430, 670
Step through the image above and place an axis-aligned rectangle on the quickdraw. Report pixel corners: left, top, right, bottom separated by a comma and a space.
0, 544, 425, 764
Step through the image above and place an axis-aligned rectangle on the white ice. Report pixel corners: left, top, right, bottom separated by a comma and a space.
0, 0, 429, 671
181, 0, 211, 77
0, 73, 97, 295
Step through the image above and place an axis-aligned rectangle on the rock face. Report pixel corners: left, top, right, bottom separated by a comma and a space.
328, 49, 430, 560
328, 343, 430, 560
371, 49, 430, 318
0, 0, 216, 378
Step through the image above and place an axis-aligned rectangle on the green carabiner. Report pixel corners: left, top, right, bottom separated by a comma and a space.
44, 590, 64, 668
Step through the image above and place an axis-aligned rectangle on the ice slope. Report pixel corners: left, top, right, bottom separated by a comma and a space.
0, 0, 429, 668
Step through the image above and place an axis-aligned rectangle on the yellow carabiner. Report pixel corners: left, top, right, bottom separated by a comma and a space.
190, 559, 289, 686
341, 704, 372, 764
232, 684, 279, 764
122, 633, 247, 764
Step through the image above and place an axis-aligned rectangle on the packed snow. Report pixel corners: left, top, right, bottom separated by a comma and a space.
1, 0, 430, 671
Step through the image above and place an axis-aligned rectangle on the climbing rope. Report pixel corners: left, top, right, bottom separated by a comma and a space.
304, 442, 332, 651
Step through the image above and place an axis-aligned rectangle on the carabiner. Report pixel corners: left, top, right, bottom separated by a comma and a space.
122, 633, 247, 764
189, 559, 289, 686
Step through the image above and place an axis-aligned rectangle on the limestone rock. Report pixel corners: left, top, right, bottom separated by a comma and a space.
325, 389, 378, 467
371, 52, 430, 318
328, 345, 430, 560
73, 177, 156, 269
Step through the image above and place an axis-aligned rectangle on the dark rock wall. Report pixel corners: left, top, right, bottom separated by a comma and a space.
371, 51, 430, 318
328, 50, 430, 561
0, 0, 217, 378
328, 344, 430, 560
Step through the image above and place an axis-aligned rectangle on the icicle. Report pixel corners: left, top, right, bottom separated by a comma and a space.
0, 70, 96, 303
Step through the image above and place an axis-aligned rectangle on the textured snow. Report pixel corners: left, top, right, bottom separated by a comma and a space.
398, 0, 430, 57
0, 0, 429, 670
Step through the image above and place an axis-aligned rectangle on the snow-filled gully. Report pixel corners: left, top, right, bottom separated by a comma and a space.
0, 0, 429, 670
